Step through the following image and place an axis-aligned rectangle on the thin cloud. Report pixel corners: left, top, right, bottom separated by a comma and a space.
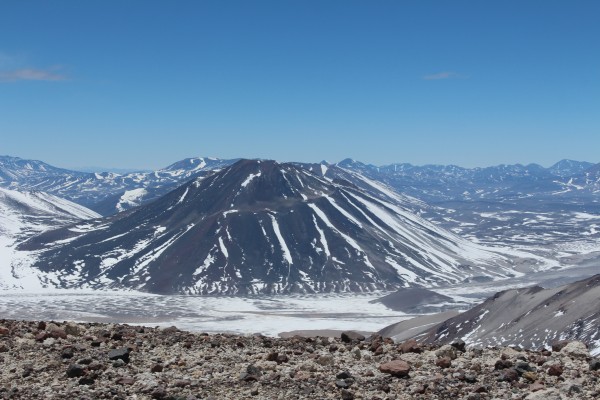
423, 71, 461, 80
0, 68, 67, 82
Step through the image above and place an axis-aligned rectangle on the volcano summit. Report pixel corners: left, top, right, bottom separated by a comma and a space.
21, 160, 516, 294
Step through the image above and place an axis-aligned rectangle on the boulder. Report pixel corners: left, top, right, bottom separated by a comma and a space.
341, 331, 365, 343
559, 341, 589, 358
108, 347, 130, 363
399, 339, 422, 354
379, 360, 411, 377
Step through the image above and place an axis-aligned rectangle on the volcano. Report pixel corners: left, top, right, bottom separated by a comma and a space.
21, 160, 516, 294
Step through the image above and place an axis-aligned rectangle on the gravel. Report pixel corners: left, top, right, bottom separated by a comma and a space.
0, 319, 598, 399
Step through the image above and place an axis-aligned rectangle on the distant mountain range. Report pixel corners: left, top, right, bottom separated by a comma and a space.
0, 155, 238, 215
2, 155, 599, 217
18, 159, 523, 294
335, 158, 599, 204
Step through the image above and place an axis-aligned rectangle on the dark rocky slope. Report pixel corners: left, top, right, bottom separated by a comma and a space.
418, 274, 600, 354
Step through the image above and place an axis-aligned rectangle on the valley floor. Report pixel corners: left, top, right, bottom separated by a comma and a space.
0, 291, 417, 336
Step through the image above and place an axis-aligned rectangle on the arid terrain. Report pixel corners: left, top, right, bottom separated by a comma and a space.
1, 319, 599, 399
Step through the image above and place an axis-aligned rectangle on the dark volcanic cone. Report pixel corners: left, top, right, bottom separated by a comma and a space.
21, 160, 512, 294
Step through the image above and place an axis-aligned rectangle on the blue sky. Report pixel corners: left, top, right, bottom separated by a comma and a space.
1, 1, 598, 170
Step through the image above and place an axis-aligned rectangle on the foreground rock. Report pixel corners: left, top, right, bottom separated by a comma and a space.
0, 319, 599, 399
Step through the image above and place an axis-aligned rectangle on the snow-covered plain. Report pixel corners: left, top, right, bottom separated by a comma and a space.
0, 291, 413, 336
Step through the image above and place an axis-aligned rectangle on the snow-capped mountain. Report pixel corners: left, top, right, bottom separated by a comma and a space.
19, 160, 519, 295
0, 188, 100, 290
0, 155, 238, 215
549, 159, 595, 177
419, 274, 600, 355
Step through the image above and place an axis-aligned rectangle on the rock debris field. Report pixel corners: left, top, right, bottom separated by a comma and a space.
0, 320, 599, 399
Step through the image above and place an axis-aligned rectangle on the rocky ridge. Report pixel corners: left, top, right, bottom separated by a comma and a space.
0, 319, 599, 399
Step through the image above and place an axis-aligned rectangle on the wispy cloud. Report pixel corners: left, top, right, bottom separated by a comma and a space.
423, 71, 462, 80
0, 67, 68, 82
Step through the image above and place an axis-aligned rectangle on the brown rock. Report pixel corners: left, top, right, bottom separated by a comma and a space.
35, 331, 50, 342
49, 329, 67, 340
541, 349, 552, 356
379, 360, 411, 377
533, 356, 547, 366
276, 353, 289, 364
472, 385, 488, 393
522, 371, 538, 382
494, 359, 513, 370
400, 339, 422, 354
436, 357, 452, 369
547, 364, 563, 376
498, 368, 519, 382
551, 340, 570, 352
0, 327, 9, 335
369, 340, 380, 351
151, 363, 164, 373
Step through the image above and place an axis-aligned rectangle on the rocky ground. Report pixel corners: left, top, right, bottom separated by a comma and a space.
0, 320, 599, 399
